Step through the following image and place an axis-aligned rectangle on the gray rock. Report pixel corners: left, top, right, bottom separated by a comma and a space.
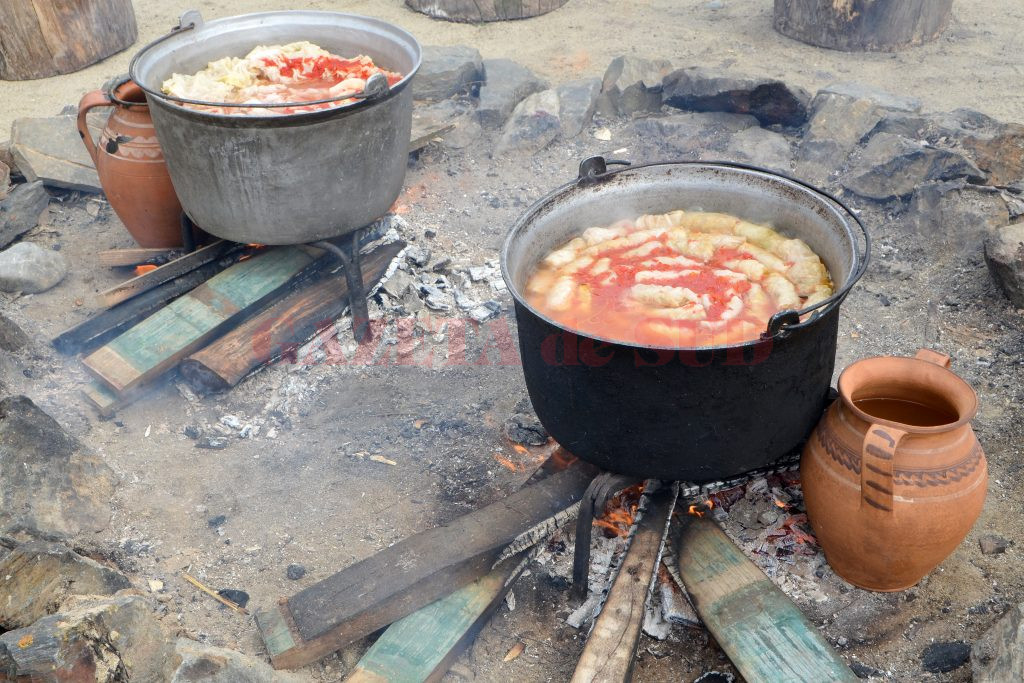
632, 111, 758, 158
168, 638, 301, 682
0, 241, 67, 293
716, 126, 793, 173
11, 116, 101, 192
476, 59, 547, 128
972, 602, 1024, 682
0, 395, 116, 538
0, 541, 130, 630
0, 594, 173, 680
411, 98, 477, 151
0, 161, 9, 200
418, 283, 452, 312
985, 223, 1024, 309
597, 56, 673, 117
819, 82, 922, 113
405, 245, 431, 268
381, 268, 414, 298
795, 90, 892, 185
0, 181, 49, 249
469, 301, 501, 323
400, 287, 425, 313
904, 180, 1009, 244
842, 133, 985, 200
286, 563, 307, 580
979, 534, 1010, 555
556, 78, 601, 138
0, 312, 29, 352
0, 140, 17, 177
496, 89, 562, 155
414, 46, 484, 102
663, 68, 811, 128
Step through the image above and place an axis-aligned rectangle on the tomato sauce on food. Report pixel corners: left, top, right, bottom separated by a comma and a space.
524, 210, 834, 348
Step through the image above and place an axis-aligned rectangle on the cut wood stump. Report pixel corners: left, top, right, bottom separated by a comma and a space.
773, 0, 954, 52
0, 0, 138, 80
405, 0, 569, 23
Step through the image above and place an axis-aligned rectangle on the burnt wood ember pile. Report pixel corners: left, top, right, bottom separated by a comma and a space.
1, 23, 1024, 683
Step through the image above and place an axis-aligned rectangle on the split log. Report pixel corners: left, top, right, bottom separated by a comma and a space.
179, 240, 405, 394
345, 551, 532, 683
83, 246, 320, 395
405, 0, 569, 23
571, 485, 676, 683
0, 0, 138, 81
98, 248, 183, 268
96, 240, 231, 308
674, 516, 857, 682
256, 459, 597, 669
773, 0, 954, 52
53, 257, 237, 356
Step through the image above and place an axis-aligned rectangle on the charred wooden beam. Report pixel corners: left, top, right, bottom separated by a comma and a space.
97, 248, 184, 268
256, 459, 598, 669
96, 240, 232, 308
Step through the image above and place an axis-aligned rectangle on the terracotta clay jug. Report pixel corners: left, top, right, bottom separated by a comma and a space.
77, 77, 183, 248
801, 348, 986, 591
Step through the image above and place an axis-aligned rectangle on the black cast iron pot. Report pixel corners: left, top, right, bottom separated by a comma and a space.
501, 158, 870, 482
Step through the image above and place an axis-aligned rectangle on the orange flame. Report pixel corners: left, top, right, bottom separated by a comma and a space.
774, 499, 789, 509
594, 484, 644, 536
134, 265, 158, 276
687, 499, 715, 518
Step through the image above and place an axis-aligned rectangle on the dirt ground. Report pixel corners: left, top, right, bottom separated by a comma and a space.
1, 0, 1023, 135
2, 2, 1024, 682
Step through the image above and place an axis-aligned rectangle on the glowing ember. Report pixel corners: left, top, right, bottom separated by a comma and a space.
513, 444, 528, 455
134, 265, 158, 276
594, 484, 644, 536
687, 499, 715, 518
493, 454, 522, 472
774, 498, 790, 509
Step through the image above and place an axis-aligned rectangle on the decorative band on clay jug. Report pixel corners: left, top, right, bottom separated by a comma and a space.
801, 348, 986, 592
77, 77, 183, 248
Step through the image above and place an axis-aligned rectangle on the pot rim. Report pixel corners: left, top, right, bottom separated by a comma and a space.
129, 10, 422, 122
500, 158, 871, 352
837, 355, 979, 433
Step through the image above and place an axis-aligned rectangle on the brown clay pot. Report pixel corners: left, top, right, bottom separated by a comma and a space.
801, 348, 986, 591
77, 78, 183, 248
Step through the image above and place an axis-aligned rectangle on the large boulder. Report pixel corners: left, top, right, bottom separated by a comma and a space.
476, 59, 547, 128
597, 56, 673, 117
715, 126, 794, 174
414, 46, 484, 102
0, 241, 67, 293
662, 68, 811, 128
985, 222, 1024, 309
631, 111, 758, 159
842, 133, 985, 201
556, 78, 601, 138
0, 541, 131, 630
0, 595, 172, 680
904, 180, 1010, 243
0, 181, 49, 249
0, 396, 116, 538
10, 116, 101, 193
972, 602, 1024, 682
166, 639, 302, 682
495, 89, 562, 155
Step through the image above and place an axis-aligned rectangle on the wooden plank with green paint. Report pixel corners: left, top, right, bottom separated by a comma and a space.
674, 516, 857, 683
83, 247, 316, 395
344, 553, 530, 683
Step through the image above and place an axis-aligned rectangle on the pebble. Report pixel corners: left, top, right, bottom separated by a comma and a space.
0, 241, 67, 293
207, 514, 227, 528
286, 564, 307, 580
850, 661, 883, 679
706, 0, 724, 8
219, 415, 243, 430
405, 245, 431, 267
979, 534, 1009, 555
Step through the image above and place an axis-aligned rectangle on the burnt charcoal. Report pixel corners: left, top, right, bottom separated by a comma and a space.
216, 589, 249, 608
693, 673, 735, 683
850, 661, 883, 679
286, 564, 307, 580
502, 413, 548, 446
182, 424, 201, 440
921, 641, 970, 673
979, 534, 1010, 554
206, 515, 227, 528
195, 436, 229, 450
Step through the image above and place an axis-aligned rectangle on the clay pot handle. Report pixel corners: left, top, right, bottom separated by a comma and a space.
77, 89, 114, 166
915, 348, 951, 368
860, 425, 907, 514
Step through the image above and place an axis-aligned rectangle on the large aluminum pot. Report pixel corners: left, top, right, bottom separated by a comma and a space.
501, 158, 870, 482
130, 10, 421, 244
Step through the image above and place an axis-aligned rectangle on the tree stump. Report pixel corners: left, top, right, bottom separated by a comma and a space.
405, 0, 569, 23
773, 0, 954, 52
0, 0, 138, 80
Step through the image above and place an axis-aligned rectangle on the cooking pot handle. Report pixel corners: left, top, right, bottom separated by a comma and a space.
128, 11, 203, 89
860, 425, 906, 515
577, 156, 631, 184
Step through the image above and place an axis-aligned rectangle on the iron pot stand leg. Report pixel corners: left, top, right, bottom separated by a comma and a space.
313, 231, 372, 345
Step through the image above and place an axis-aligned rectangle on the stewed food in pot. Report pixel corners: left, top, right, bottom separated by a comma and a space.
525, 210, 833, 347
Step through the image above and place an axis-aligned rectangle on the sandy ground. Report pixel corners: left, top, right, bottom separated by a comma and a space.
1, 0, 1024, 137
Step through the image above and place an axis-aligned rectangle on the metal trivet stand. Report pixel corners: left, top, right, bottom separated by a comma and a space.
181, 214, 374, 343
570, 452, 803, 599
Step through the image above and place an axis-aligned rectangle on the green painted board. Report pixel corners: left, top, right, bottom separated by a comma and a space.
675, 517, 857, 683
83, 247, 315, 394
345, 555, 526, 683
